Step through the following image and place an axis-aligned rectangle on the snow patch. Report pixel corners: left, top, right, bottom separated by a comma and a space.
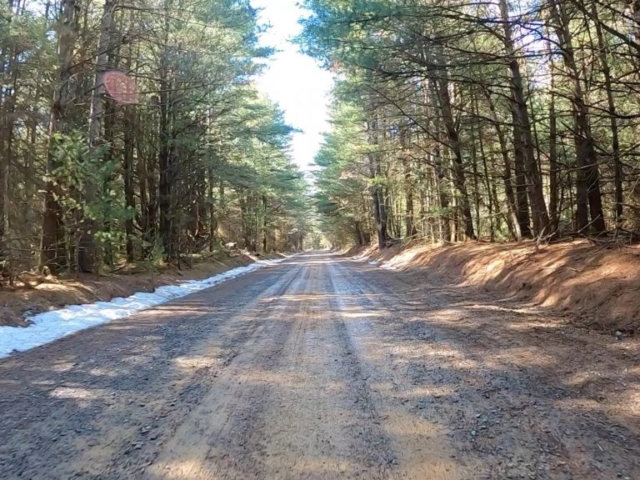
368, 261, 379, 265
0, 259, 284, 359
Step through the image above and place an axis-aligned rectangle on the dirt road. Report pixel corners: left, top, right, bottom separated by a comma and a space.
1, 253, 640, 479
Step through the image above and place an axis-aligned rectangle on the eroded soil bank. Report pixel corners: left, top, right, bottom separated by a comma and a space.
362, 240, 640, 333
0, 253, 257, 327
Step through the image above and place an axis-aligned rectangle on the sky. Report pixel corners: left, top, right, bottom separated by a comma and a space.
252, 0, 334, 171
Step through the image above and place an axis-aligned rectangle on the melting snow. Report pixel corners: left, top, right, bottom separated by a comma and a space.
0, 259, 283, 359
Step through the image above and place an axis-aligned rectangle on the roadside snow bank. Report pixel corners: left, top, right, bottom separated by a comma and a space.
0, 259, 283, 359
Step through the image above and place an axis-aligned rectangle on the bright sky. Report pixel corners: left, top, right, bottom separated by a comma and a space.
252, 0, 334, 171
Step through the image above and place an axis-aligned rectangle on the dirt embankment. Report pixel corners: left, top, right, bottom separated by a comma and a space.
0, 252, 269, 327
361, 240, 640, 333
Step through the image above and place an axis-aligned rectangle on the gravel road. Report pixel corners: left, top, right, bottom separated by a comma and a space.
1, 252, 639, 479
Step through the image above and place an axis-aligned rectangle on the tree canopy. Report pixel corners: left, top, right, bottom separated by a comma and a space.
0, 0, 312, 276
301, 0, 640, 247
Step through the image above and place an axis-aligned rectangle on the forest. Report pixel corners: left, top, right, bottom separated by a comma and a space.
302, 0, 640, 249
5, 0, 640, 280
0, 0, 311, 278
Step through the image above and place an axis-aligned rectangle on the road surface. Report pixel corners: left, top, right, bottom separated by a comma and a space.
1, 253, 639, 479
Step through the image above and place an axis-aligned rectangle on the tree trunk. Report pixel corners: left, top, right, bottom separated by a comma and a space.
549, 0, 606, 233
499, 0, 550, 236
399, 127, 417, 238
0, 0, 20, 274
470, 120, 481, 236
425, 85, 451, 242
592, 2, 622, 229
81, 0, 116, 272
0, 117, 6, 271
41, 0, 77, 273
366, 116, 388, 249
124, 105, 135, 262
372, 184, 387, 249
158, 4, 173, 259
484, 90, 519, 239
405, 183, 416, 238
474, 101, 496, 241
0, 36, 10, 270
262, 194, 268, 252
513, 123, 532, 238
434, 74, 476, 240
208, 168, 217, 251
548, 40, 560, 234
